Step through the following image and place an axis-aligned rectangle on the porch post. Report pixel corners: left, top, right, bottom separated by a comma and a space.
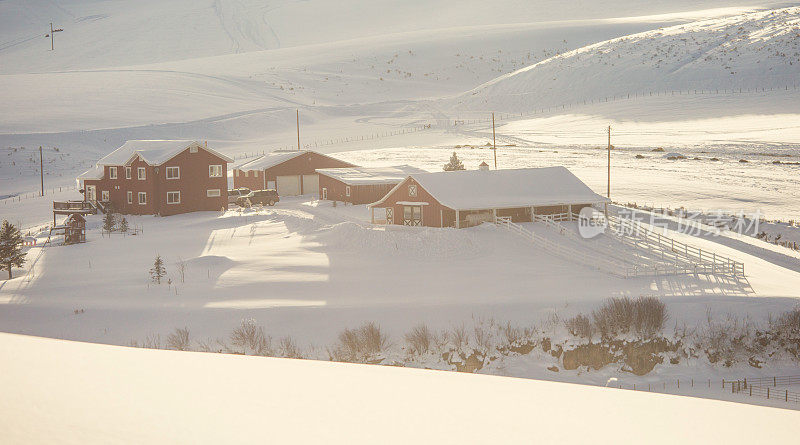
440, 209, 443, 228
568, 204, 573, 220
492, 208, 497, 222
456, 210, 460, 229
371, 207, 375, 224
531, 206, 535, 221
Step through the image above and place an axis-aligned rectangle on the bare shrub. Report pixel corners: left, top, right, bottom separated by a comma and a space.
278, 336, 304, 359
593, 296, 668, 339
696, 310, 754, 366
564, 314, 594, 339
473, 321, 494, 353
776, 307, 800, 333
230, 318, 272, 356
500, 322, 523, 345
329, 322, 389, 363
450, 323, 469, 352
405, 324, 433, 356
634, 296, 669, 338
166, 327, 191, 351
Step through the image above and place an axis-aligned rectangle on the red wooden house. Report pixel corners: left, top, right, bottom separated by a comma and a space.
77, 140, 232, 216
316, 165, 428, 205
232, 150, 355, 196
368, 166, 609, 228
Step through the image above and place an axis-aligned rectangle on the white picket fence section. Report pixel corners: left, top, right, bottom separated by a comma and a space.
495, 212, 746, 279
604, 213, 745, 276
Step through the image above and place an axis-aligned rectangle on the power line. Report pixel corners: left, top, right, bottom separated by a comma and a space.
45, 22, 63, 51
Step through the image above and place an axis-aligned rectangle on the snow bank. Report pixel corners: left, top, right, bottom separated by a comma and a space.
0, 332, 797, 445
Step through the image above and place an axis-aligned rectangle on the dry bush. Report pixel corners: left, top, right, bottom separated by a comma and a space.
230, 318, 273, 356
278, 336, 304, 359
473, 321, 494, 353
166, 327, 191, 351
450, 324, 469, 352
776, 307, 800, 333
593, 296, 668, 339
405, 324, 433, 356
564, 314, 594, 339
696, 310, 754, 366
500, 322, 523, 345
329, 322, 389, 363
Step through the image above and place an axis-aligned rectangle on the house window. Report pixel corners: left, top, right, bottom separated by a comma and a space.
101, 190, 109, 201
109, 167, 117, 179
125, 167, 131, 179
254, 170, 259, 177
345, 186, 351, 197
322, 188, 327, 200
190, 146, 198, 153
408, 184, 417, 197
235, 170, 239, 177
206, 189, 221, 197
209, 165, 223, 178
244, 170, 249, 178
267, 180, 276, 189
127, 191, 133, 204
138, 167, 146, 180
138, 192, 147, 205
167, 191, 180, 204
166, 166, 180, 179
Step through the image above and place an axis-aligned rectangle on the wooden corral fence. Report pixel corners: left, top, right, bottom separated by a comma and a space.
613, 375, 800, 404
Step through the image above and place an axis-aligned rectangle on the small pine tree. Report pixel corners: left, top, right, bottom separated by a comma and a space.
103, 211, 116, 233
150, 255, 166, 284
0, 220, 26, 280
443, 152, 465, 171
119, 217, 129, 233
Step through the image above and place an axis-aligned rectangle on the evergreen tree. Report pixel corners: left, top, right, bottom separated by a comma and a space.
443, 152, 466, 171
150, 255, 166, 284
119, 217, 129, 233
0, 220, 25, 280
103, 211, 116, 233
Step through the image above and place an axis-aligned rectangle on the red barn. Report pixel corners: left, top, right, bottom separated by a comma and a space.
368, 166, 609, 228
315, 165, 428, 205
232, 150, 355, 196
77, 140, 232, 216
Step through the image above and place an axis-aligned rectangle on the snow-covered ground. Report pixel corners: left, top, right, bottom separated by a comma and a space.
2, 332, 797, 445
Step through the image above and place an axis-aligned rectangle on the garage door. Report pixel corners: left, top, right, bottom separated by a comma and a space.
302, 174, 319, 197
276, 175, 301, 196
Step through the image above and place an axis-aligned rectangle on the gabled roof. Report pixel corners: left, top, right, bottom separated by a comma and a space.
237, 150, 356, 171
77, 164, 104, 181
370, 166, 609, 210
316, 165, 428, 185
97, 140, 233, 166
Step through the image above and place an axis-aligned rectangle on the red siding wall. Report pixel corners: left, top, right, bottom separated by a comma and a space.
232, 152, 355, 193
83, 147, 228, 216
318, 174, 398, 205
373, 177, 452, 227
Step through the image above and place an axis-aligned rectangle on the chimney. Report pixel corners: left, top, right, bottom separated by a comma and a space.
478, 161, 490, 171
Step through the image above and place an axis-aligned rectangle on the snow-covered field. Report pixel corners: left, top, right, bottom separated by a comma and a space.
3, 332, 797, 445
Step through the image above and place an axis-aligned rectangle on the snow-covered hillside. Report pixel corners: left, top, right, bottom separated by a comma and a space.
450, 7, 800, 113
1, 332, 797, 444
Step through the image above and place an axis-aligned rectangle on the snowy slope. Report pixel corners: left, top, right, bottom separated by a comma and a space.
1, 332, 798, 445
449, 7, 800, 113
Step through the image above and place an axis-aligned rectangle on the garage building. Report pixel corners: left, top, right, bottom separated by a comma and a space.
316, 165, 428, 205
233, 150, 355, 196
368, 166, 609, 228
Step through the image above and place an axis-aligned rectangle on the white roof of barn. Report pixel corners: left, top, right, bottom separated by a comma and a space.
237, 150, 315, 171
372, 166, 609, 210
316, 165, 428, 185
96, 140, 233, 166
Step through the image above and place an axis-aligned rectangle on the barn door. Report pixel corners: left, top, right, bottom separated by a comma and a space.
86, 185, 96, 202
403, 205, 422, 226
386, 207, 393, 224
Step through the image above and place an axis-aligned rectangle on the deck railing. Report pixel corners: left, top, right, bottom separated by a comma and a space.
53, 200, 95, 211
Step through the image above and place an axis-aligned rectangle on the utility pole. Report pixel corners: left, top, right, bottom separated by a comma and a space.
296, 109, 300, 151
607, 125, 612, 199
492, 112, 497, 169
39, 146, 44, 196
46, 23, 63, 51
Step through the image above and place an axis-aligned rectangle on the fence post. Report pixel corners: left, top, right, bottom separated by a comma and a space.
767, 387, 770, 399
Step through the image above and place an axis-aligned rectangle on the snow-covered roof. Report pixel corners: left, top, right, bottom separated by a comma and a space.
96, 140, 233, 166
77, 165, 104, 181
316, 165, 428, 185
372, 166, 609, 210
237, 150, 308, 171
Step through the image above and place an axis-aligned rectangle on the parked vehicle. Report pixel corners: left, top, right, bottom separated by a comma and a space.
227, 188, 251, 205
236, 189, 280, 207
